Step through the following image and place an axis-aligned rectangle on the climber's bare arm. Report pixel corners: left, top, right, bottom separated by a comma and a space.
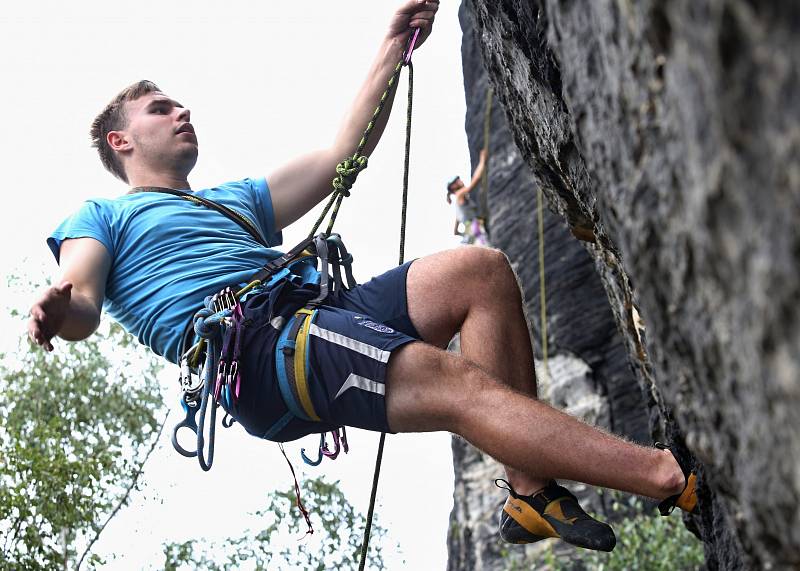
453, 186, 472, 205
462, 148, 488, 194
28, 238, 111, 351
268, 0, 439, 231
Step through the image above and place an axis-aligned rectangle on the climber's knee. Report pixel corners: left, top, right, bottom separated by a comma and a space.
406, 247, 520, 346
450, 246, 523, 320
463, 246, 519, 301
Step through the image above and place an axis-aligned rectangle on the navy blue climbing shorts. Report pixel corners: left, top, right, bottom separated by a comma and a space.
233, 261, 421, 442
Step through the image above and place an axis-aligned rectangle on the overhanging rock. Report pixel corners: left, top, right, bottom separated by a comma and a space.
446, 4, 656, 568
461, 0, 800, 568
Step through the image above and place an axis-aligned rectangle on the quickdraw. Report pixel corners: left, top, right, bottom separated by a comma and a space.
170, 292, 231, 471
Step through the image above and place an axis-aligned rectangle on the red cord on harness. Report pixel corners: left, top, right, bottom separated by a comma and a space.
279, 443, 314, 537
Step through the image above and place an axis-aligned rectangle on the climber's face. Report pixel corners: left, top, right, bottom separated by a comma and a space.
112, 92, 199, 178
448, 177, 464, 192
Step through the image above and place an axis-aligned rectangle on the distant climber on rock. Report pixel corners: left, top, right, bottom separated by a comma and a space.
28, 0, 697, 555
447, 148, 488, 245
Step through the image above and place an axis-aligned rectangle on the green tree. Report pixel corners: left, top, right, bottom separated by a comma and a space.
162, 475, 391, 570
0, 317, 166, 570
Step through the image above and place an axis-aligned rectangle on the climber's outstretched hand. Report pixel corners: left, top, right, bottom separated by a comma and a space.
27, 237, 110, 351
387, 0, 440, 50
28, 282, 73, 352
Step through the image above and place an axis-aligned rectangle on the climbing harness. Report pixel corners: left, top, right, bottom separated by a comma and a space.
461, 216, 488, 246
168, 230, 358, 472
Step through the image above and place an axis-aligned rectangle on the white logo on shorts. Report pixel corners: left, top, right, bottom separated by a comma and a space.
354, 316, 395, 334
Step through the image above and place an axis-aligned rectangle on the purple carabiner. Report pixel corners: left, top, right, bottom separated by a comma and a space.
403, 27, 421, 66
214, 361, 226, 401
321, 429, 341, 460
231, 303, 245, 402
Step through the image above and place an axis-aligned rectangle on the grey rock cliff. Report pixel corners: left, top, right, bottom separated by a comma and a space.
456, 0, 800, 569
447, 5, 654, 569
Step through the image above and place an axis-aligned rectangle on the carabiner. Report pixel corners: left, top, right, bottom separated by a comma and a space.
321, 429, 341, 460
301, 433, 326, 466
171, 398, 200, 458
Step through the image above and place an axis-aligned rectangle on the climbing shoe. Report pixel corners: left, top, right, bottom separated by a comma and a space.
656, 442, 698, 515
496, 479, 616, 552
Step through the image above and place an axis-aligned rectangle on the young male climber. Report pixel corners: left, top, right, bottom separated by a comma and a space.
27, 0, 697, 553
447, 148, 488, 244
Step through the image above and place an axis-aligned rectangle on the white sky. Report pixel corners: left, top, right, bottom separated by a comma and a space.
0, 1, 472, 569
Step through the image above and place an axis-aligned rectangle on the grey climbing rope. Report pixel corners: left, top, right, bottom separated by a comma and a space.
358, 40, 416, 571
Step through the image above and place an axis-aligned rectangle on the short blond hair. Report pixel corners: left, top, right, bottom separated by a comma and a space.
90, 80, 161, 182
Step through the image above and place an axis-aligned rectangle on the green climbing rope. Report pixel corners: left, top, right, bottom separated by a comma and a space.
308, 59, 407, 238
536, 187, 548, 385
289, 45, 417, 571
479, 87, 493, 224
291, 27, 417, 569
359, 61, 413, 571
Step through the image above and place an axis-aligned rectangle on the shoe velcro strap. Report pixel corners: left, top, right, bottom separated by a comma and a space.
530, 482, 576, 513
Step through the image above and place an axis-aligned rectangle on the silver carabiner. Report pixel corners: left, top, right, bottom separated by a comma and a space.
179, 356, 204, 396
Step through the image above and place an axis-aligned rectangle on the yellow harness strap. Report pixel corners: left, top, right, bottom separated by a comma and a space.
293, 307, 320, 421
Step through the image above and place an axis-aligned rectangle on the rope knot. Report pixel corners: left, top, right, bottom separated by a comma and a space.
194, 308, 215, 338
332, 155, 368, 196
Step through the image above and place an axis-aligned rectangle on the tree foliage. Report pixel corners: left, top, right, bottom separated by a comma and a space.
0, 319, 165, 570
163, 475, 390, 570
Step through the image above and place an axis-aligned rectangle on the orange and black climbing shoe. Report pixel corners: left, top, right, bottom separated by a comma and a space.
496, 479, 616, 552
656, 442, 698, 515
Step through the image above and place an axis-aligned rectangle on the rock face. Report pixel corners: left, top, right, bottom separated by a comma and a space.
446, 5, 654, 570
455, 0, 800, 569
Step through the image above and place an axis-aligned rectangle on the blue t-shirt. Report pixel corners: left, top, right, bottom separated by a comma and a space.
48, 178, 318, 364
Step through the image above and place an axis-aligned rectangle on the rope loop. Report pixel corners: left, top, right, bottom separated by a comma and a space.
193, 307, 216, 338
332, 154, 368, 197
193, 297, 233, 339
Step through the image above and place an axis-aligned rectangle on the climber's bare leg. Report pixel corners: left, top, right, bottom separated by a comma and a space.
385, 341, 684, 500
394, 246, 682, 498
402, 247, 545, 494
